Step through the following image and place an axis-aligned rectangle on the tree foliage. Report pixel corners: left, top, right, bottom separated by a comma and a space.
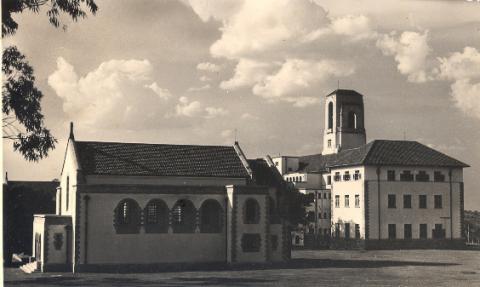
2, 0, 97, 161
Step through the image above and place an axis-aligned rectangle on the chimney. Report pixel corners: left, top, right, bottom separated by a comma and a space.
69, 122, 75, 140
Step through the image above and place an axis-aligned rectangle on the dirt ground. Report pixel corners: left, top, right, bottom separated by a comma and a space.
4, 249, 480, 286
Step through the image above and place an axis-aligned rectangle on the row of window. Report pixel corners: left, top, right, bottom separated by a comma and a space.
334, 194, 361, 208
387, 223, 445, 239
333, 223, 446, 240
388, 194, 443, 209
334, 223, 361, 239
114, 197, 276, 234
333, 170, 362, 182
387, 170, 446, 182
286, 176, 304, 183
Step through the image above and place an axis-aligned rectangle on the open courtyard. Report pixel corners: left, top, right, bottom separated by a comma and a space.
4, 249, 480, 287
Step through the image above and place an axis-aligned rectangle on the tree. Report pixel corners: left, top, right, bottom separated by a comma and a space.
2, 0, 97, 161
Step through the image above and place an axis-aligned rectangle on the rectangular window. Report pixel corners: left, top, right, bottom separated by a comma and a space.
388, 194, 396, 208
420, 224, 428, 239
343, 171, 351, 181
355, 224, 360, 239
327, 139, 332, 147
323, 192, 327, 199
388, 224, 396, 239
387, 170, 396, 181
66, 176, 69, 211
419, 195, 427, 209
433, 224, 445, 239
415, 170, 430, 182
355, 195, 360, 208
434, 171, 445, 182
334, 172, 341, 182
327, 175, 332, 185
400, 170, 414, 181
344, 195, 350, 208
345, 223, 350, 239
335, 195, 340, 207
434, 195, 442, 209
403, 194, 412, 208
353, 170, 361, 180
335, 223, 340, 238
404, 224, 412, 239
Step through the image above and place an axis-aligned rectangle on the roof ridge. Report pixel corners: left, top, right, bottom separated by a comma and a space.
76, 140, 235, 148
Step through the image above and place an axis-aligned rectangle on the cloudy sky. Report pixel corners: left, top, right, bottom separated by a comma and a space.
3, 0, 480, 209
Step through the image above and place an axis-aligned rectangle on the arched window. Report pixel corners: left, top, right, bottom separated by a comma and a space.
172, 199, 196, 233
144, 199, 169, 233
348, 111, 357, 129
200, 199, 223, 233
327, 102, 333, 130
244, 198, 260, 224
114, 199, 141, 234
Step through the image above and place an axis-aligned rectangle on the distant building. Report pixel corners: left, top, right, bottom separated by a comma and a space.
274, 89, 468, 249
29, 124, 288, 272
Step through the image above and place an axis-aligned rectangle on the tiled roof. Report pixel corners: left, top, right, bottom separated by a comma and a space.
248, 158, 285, 188
74, 141, 250, 178
298, 140, 468, 172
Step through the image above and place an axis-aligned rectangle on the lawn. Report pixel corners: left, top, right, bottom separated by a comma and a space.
4, 249, 480, 286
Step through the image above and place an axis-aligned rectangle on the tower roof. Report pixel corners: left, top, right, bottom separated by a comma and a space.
326, 89, 364, 97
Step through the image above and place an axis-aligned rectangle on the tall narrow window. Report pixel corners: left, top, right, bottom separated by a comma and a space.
327, 139, 332, 148
419, 195, 427, 209
355, 224, 360, 239
345, 223, 350, 239
335, 223, 340, 238
244, 198, 260, 224
335, 195, 340, 207
327, 176, 332, 185
344, 195, 350, 208
114, 199, 141, 234
420, 224, 428, 239
328, 102, 333, 130
388, 224, 396, 239
404, 224, 412, 239
348, 111, 357, 129
172, 199, 196, 233
388, 194, 396, 208
355, 195, 360, 208
403, 194, 412, 208
66, 176, 69, 211
434, 195, 442, 209
144, 199, 169, 233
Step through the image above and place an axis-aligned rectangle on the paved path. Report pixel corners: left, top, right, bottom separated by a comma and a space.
4, 250, 480, 286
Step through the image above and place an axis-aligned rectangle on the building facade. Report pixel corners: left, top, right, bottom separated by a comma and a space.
30, 125, 288, 272
274, 89, 468, 249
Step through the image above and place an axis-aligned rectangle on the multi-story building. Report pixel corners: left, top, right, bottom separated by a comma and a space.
274, 89, 468, 249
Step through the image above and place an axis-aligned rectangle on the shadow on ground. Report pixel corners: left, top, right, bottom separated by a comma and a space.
4, 258, 459, 286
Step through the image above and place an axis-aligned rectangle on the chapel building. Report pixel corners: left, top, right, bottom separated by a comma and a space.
29, 125, 289, 272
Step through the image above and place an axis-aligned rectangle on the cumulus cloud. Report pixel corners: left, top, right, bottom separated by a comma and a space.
220, 59, 272, 90
329, 15, 377, 41
174, 96, 228, 119
376, 31, 432, 83
437, 47, 480, 119
197, 62, 221, 72
252, 58, 355, 107
48, 57, 170, 129
145, 82, 172, 100
48, 57, 226, 129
